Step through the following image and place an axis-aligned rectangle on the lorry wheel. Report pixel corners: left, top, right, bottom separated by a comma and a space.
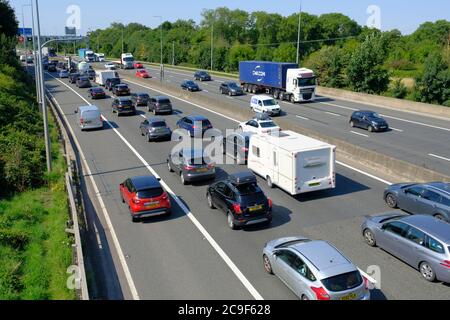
290, 95, 296, 104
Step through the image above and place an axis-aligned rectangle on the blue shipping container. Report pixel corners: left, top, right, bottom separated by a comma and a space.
79, 49, 88, 59
239, 61, 298, 90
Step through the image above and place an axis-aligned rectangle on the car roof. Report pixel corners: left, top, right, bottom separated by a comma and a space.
149, 117, 166, 123
91, 87, 103, 91
117, 97, 131, 101
187, 114, 208, 121
155, 95, 170, 100
401, 215, 450, 243
78, 105, 100, 112
425, 182, 450, 197
254, 95, 275, 101
130, 176, 161, 191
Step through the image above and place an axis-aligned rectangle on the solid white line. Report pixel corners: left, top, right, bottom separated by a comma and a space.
47, 73, 264, 300
337, 161, 393, 186
429, 154, 450, 162
350, 131, 369, 138
296, 115, 310, 120
46, 88, 141, 300
203, 89, 209, 93
390, 127, 404, 133
319, 101, 358, 111
325, 111, 342, 117
380, 114, 450, 132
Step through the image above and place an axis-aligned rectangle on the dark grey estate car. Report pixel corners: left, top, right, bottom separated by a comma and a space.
148, 96, 173, 115
362, 214, 450, 283
139, 117, 172, 142
384, 182, 450, 222
112, 97, 136, 116
131, 93, 150, 107
167, 149, 216, 185
220, 82, 244, 96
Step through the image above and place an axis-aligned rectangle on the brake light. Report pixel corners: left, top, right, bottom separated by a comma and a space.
241, 147, 249, 152
207, 163, 215, 169
132, 197, 141, 204
268, 198, 273, 209
161, 192, 169, 201
184, 165, 195, 171
441, 260, 450, 269
311, 287, 330, 300
233, 203, 242, 215
80, 118, 84, 124
192, 126, 199, 129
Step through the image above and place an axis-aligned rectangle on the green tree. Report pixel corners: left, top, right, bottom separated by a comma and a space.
273, 43, 296, 63
390, 79, 408, 99
414, 53, 450, 104
304, 46, 348, 88
347, 34, 390, 94
0, 0, 18, 38
228, 44, 255, 71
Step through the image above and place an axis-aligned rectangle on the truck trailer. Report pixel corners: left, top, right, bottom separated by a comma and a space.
239, 61, 317, 103
79, 49, 95, 62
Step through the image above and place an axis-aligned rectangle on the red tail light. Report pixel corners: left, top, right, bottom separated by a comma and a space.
441, 260, 450, 269
268, 198, 273, 209
132, 197, 141, 204
80, 118, 84, 124
192, 125, 199, 129
311, 287, 331, 300
184, 165, 195, 171
233, 203, 242, 215
241, 147, 249, 152
161, 192, 169, 201
207, 163, 215, 169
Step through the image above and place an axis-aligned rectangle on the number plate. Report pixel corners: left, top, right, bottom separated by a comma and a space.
340, 293, 357, 301
144, 202, 160, 209
309, 182, 321, 187
249, 205, 264, 212
196, 168, 208, 173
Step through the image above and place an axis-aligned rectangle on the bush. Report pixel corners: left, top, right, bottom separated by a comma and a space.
390, 79, 408, 99
443, 100, 450, 107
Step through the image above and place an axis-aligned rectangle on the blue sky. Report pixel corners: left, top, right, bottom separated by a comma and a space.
11, 0, 450, 36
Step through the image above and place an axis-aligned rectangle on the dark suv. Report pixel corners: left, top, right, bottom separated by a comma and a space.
206, 171, 273, 230
131, 93, 150, 107
194, 70, 212, 81
112, 97, 136, 116
167, 149, 216, 185
76, 76, 91, 88
384, 182, 450, 222
68, 72, 80, 84
220, 82, 244, 96
113, 84, 130, 96
148, 96, 173, 115
105, 77, 121, 91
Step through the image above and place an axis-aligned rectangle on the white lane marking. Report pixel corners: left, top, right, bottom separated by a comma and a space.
319, 101, 450, 132
46, 88, 141, 300
337, 161, 393, 185
203, 89, 209, 93
296, 115, 310, 120
429, 154, 450, 162
325, 111, 342, 117
47, 73, 264, 301
390, 127, 404, 132
350, 131, 369, 138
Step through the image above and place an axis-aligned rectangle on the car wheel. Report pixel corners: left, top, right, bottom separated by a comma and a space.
147, 134, 152, 143
267, 176, 274, 189
263, 254, 273, 274
220, 88, 223, 94
227, 212, 237, 230
363, 229, 377, 247
207, 193, 216, 209
131, 215, 140, 223
229, 91, 232, 97
153, 109, 157, 115
167, 161, 173, 173
181, 173, 187, 185
121, 194, 125, 204
301, 295, 310, 301
368, 126, 374, 133
140, 129, 144, 137
350, 121, 355, 128
385, 193, 398, 208
434, 214, 446, 221
420, 262, 436, 282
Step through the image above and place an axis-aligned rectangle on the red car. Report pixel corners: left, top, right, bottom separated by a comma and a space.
136, 69, 151, 79
134, 62, 144, 69
120, 176, 171, 222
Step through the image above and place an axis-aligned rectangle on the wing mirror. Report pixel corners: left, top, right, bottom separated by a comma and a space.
74, 109, 78, 114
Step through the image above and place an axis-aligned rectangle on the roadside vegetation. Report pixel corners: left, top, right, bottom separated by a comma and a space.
0, 0, 75, 300
63, 8, 449, 106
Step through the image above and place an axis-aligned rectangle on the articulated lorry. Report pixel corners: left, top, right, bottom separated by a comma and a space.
239, 61, 317, 103
120, 53, 134, 69
79, 49, 95, 62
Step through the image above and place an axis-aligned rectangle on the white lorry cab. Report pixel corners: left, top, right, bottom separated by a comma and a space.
250, 95, 282, 116
95, 70, 118, 86
286, 68, 317, 103
95, 53, 105, 62
247, 130, 336, 195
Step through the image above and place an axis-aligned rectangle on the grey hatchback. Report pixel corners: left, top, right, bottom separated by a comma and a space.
362, 213, 450, 283
384, 182, 450, 222
263, 237, 370, 300
167, 149, 216, 185
139, 117, 172, 142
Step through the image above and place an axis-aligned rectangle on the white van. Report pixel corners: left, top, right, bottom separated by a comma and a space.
75, 105, 103, 131
95, 70, 117, 86
247, 130, 336, 195
250, 95, 282, 116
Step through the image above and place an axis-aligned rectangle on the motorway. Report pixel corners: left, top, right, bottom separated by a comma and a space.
130, 63, 450, 177
43, 66, 450, 300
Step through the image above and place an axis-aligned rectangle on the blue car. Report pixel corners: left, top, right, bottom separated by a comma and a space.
59, 70, 69, 78
181, 80, 200, 92
176, 115, 213, 137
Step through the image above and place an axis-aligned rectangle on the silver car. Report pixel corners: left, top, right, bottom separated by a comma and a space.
362, 213, 450, 283
263, 237, 370, 300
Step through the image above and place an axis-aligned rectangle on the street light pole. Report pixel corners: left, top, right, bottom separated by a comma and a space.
296, 1, 302, 65
34, 0, 52, 172
211, 23, 214, 71
121, 27, 124, 53
30, 1, 40, 104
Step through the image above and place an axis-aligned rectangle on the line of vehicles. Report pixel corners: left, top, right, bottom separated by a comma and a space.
51, 54, 450, 300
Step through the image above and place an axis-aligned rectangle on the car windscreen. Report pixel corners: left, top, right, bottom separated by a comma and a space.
186, 81, 195, 86
151, 121, 167, 128
228, 83, 239, 88
260, 121, 277, 128
365, 112, 380, 119
117, 85, 128, 89
79, 77, 89, 81
298, 77, 316, 87
263, 99, 278, 107
321, 271, 363, 293
137, 187, 164, 199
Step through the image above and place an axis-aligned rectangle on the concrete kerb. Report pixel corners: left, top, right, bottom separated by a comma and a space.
124, 75, 450, 184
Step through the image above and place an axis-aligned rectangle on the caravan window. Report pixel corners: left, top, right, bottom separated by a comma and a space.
252, 146, 260, 158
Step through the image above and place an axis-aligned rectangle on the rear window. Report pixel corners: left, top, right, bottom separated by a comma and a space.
235, 183, 261, 196
157, 99, 171, 104
202, 120, 212, 129
187, 157, 208, 166
321, 271, 363, 293
137, 188, 164, 199
120, 100, 132, 106
139, 94, 149, 98
260, 121, 277, 128
82, 110, 100, 118
151, 121, 167, 128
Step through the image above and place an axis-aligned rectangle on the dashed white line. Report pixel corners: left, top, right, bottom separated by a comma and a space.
325, 111, 342, 117
319, 101, 358, 112
429, 154, 450, 162
350, 131, 369, 138
296, 115, 310, 120
390, 127, 404, 133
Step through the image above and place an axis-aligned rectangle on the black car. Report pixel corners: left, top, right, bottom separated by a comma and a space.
139, 117, 172, 142
87, 68, 96, 80
76, 76, 91, 88
206, 171, 273, 230
112, 97, 136, 116
220, 82, 244, 96
88, 87, 106, 100
131, 93, 150, 107
69, 72, 80, 84
113, 84, 130, 96
106, 77, 121, 91
194, 71, 212, 81
223, 132, 253, 165
350, 111, 389, 132
167, 149, 216, 185
148, 96, 173, 115
48, 64, 57, 72
181, 80, 200, 92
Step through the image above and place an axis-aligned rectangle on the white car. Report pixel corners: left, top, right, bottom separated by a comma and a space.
251, 95, 282, 116
105, 62, 116, 70
238, 115, 281, 135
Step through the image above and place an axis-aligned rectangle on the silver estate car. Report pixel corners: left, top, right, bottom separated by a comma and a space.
263, 237, 370, 300
362, 213, 450, 283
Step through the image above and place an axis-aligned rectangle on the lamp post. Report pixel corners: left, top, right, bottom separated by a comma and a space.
296, 1, 302, 65
153, 16, 163, 81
